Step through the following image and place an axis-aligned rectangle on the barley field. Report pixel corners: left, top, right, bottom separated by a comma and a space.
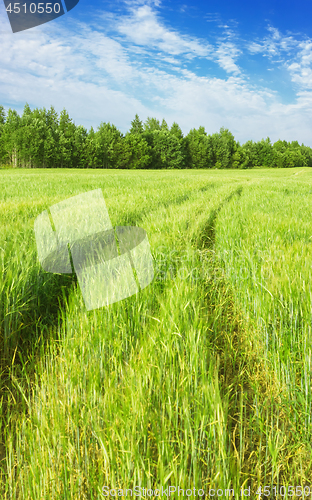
0, 167, 312, 498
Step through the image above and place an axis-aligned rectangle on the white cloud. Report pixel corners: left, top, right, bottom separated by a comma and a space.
285, 40, 312, 89
205, 13, 221, 25
267, 26, 281, 40
246, 26, 297, 59
0, 1, 312, 146
114, 4, 212, 58
112, 3, 244, 75
215, 42, 241, 74
247, 42, 263, 54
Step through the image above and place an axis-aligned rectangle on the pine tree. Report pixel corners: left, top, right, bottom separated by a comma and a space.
144, 117, 161, 132
129, 114, 144, 134
161, 118, 168, 131
95, 122, 122, 168
2, 108, 20, 167
113, 133, 151, 169
185, 127, 212, 169
58, 109, 76, 168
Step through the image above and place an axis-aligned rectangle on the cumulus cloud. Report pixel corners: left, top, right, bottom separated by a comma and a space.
0, 1, 312, 145
115, 4, 212, 58
286, 40, 312, 89
246, 26, 297, 59
215, 42, 242, 74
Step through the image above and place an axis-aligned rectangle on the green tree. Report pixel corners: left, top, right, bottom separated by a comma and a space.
255, 137, 274, 167
20, 105, 57, 168
240, 140, 260, 167
282, 148, 307, 168
272, 150, 284, 168
94, 122, 122, 168
129, 114, 144, 135
231, 149, 241, 169
85, 126, 97, 168
57, 109, 76, 168
3, 103, 312, 171
161, 118, 169, 131
43, 106, 59, 168
144, 117, 161, 132
72, 125, 88, 168
170, 122, 183, 140
271, 139, 308, 168
113, 133, 151, 169
0, 105, 5, 125
300, 144, 312, 168
152, 129, 184, 169
239, 148, 253, 169
209, 127, 237, 168
170, 121, 189, 168
0, 105, 7, 165
290, 140, 300, 149
185, 127, 212, 169
1, 108, 21, 167
273, 139, 288, 154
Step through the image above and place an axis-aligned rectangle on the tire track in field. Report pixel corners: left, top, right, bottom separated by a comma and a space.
118, 182, 217, 226
196, 184, 311, 486
195, 183, 267, 485
0, 181, 223, 477
196, 185, 243, 249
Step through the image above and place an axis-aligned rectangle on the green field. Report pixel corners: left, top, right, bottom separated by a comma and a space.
1, 167, 312, 498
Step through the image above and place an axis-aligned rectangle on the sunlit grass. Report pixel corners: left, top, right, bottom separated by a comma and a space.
0, 167, 312, 498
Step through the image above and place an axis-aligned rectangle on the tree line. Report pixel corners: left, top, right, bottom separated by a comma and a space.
1, 103, 312, 169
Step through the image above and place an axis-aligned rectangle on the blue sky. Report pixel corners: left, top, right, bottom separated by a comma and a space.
1, 0, 312, 146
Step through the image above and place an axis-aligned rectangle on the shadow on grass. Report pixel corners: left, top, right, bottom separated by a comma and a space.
0, 267, 78, 469
0, 181, 216, 472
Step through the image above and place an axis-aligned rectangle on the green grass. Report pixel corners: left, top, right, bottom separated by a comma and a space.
0, 167, 312, 498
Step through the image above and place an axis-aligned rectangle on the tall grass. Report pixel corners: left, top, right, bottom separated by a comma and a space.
0, 168, 311, 498
215, 169, 312, 457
